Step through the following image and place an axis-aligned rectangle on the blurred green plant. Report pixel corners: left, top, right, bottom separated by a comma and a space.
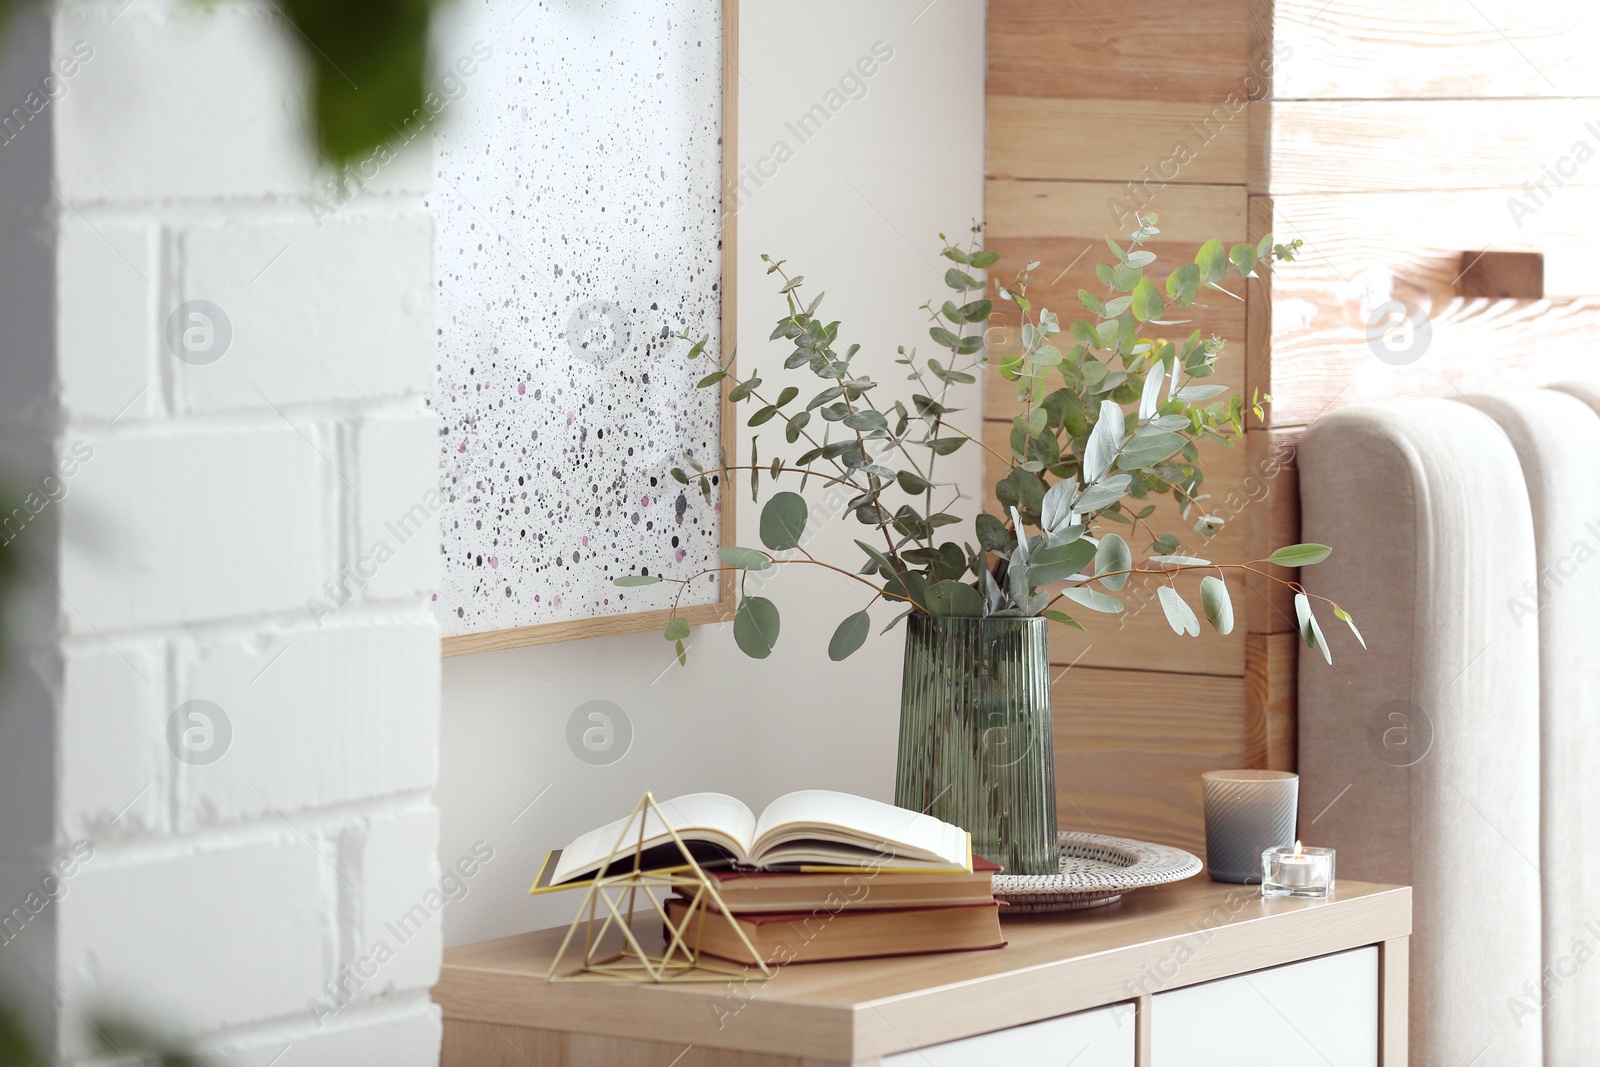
619, 216, 1362, 667
0, 0, 452, 164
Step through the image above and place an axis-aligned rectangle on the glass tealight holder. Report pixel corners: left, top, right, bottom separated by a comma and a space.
1260, 844, 1335, 898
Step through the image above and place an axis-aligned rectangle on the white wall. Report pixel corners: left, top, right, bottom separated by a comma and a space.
0, 3, 442, 1063
438, 0, 987, 944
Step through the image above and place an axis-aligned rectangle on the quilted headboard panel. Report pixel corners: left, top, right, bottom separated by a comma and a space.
1297, 398, 1543, 1064
1482, 384, 1600, 1065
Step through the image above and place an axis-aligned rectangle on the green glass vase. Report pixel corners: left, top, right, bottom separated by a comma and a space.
894, 614, 1058, 876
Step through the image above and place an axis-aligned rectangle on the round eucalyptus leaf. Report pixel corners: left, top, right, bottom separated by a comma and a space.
734, 596, 781, 659
719, 546, 773, 570
924, 580, 985, 618
828, 611, 872, 661
1094, 534, 1132, 591
759, 492, 808, 551
664, 617, 691, 641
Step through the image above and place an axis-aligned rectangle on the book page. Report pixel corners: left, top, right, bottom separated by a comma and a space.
550, 793, 757, 884
750, 790, 967, 867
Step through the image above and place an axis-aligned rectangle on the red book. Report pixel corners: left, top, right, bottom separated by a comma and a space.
699, 856, 1000, 914
666, 897, 1005, 965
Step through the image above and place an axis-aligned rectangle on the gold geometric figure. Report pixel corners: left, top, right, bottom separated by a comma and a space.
547, 792, 774, 983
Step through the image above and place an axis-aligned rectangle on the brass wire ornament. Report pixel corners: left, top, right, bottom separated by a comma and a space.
546, 792, 774, 983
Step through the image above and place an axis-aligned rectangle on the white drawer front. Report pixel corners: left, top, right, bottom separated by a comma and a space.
883, 1003, 1134, 1066
1151, 946, 1378, 1067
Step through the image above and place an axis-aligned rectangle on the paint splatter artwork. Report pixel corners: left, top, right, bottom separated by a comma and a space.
429, 0, 724, 637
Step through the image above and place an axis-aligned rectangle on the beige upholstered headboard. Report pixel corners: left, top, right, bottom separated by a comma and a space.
1297, 386, 1600, 1065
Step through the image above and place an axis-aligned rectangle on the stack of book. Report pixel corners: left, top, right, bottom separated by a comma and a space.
534, 789, 1005, 965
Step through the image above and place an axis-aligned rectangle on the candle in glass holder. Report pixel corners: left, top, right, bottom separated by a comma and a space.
1261, 841, 1335, 898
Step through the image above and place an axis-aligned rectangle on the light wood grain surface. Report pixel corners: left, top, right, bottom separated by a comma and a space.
985, 181, 1248, 243
987, 0, 1252, 103
989, 98, 1250, 184
1252, 98, 1600, 194
1262, 0, 1600, 99
435, 878, 1410, 1064
1052, 668, 1250, 853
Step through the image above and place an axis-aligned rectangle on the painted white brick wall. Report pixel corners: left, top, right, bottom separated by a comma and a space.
0, 2, 444, 1063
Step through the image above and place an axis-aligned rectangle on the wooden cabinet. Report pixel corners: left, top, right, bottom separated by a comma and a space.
435, 879, 1409, 1067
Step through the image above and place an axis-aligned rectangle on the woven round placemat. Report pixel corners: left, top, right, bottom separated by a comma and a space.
993, 832, 1202, 913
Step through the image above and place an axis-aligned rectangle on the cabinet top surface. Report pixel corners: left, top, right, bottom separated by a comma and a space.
436, 877, 1410, 1059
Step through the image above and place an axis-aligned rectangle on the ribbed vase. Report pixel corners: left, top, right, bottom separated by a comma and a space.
894, 615, 1058, 876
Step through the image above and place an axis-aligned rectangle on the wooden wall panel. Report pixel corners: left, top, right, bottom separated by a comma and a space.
985, 0, 1262, 853
988, 98, 1249, 183
988, 0, 1252, 103
1244, 632, 1298, 772
1053, 668, 1251, 855
1266, 0, 1600, 99
986, 180, 1247, 243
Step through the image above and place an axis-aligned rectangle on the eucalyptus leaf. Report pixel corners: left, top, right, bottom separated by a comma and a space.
614, 574, 664, 587
664, 617, 691, 641
759, 492, 808, 551
975, 513, 1009, 552
1157, 585, 1201, 637
1166, 263, 1200, 306
1268, 543, 1332, 567
1195, 238, 1228, 285
1138, 360, 1167, 419
1074, 473, 1132, 513
1083, 399, 1125, 483
733, 596, 782, 658
1116, 431, 1185, 471
1094, 534, 1132, 590
925, 580, 985, 618
719, 546, 773, 570
1042, 609, 1086, 631
1295, 592, 1332, 664
1040, 477, 1076, 535
1130, 277, 1164, 322
1025, 538, 1098, 586
1199, 575, 1233, 634
1334, 606, 1367, 649
1063, 587, 1123, 613
883, 568, 928, 611
828, 611, 872, 661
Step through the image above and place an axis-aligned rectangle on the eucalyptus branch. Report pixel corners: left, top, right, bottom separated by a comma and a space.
631, 221, 1338, 665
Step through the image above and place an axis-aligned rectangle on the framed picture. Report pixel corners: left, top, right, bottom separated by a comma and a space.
431, 0, 738, 656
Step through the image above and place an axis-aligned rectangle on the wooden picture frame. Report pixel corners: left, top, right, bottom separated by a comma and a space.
441, 0, 739, 657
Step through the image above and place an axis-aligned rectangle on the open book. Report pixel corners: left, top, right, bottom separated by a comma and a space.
542, 790, 971, 887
